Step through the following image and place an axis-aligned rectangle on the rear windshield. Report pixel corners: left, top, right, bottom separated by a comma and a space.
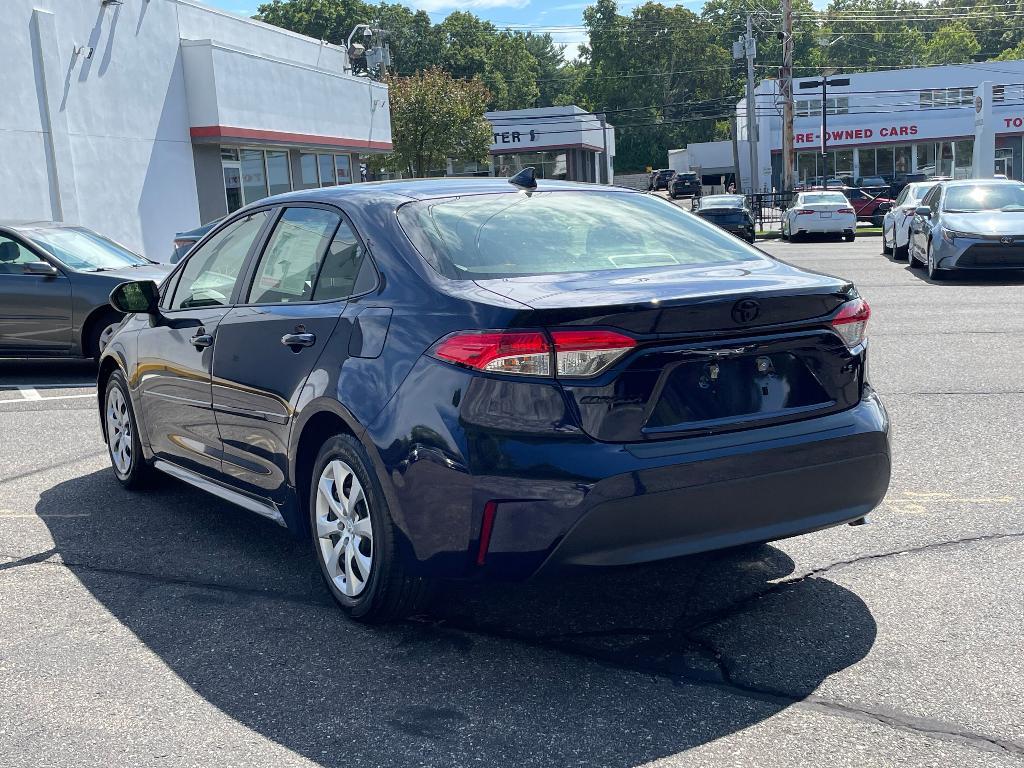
397, 191, 763, 279
943, 183, 1024, 212
701, 195, 745, 208
802, 193, 848, 205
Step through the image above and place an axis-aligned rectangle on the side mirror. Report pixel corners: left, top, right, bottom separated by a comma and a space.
877, 202, 893, 214
915, 206, 931, 217
109, 280, 161, 315
23, 261, 59, 276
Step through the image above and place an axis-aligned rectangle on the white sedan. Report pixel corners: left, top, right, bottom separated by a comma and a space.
781, 191, 857, 242
882, 182, 936, 260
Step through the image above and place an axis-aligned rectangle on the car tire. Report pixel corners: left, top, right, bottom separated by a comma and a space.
881, 232, 891, 255
310, 434, 431, 623
104, 370, 155, 489
844, 233, 856, 242
894, 242, 908, 261
88, 312, 123, 359
926, 241, 949, 281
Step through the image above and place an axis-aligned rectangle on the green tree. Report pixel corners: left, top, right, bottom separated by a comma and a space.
381, 68, 493, 177
255, 0, 370, 45
992, 39, 1024, 60
522, 33, 567, 107
483, 34, 540, 110
922, 21, 980, 65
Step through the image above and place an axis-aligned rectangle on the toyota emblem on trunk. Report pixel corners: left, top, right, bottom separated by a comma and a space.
1000, 236, 1014, 245
732, 299, 760, 324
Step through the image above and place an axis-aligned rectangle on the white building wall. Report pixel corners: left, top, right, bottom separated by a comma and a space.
0, 0, 388, 261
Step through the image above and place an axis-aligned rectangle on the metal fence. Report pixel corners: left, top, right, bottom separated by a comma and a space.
745, 192, 796, 230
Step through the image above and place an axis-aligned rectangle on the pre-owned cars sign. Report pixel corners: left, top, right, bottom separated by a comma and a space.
794, 125, 920, 146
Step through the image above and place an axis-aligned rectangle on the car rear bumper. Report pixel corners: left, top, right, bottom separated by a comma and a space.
373, 362, 890, 580
794, 216, 856, 234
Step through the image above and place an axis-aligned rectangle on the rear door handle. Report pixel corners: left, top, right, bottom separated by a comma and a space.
281, 332, 316, 349
190, 332, 214, 349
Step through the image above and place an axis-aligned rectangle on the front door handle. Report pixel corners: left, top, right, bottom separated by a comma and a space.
190, 332, 214, 349
281, 332, 316, 349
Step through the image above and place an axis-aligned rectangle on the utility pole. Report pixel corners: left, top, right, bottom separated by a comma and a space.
732, 18, 758, 192
779, 0, 794, 191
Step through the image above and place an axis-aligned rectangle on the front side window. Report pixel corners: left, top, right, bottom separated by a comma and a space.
247, 208, 341, 304
171, 211, 269, 310
0, 235, 42, 274
398, 191, 764, 280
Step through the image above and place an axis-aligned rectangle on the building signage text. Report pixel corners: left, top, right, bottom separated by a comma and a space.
794, 125, 920, 145
492, 129, 538, 145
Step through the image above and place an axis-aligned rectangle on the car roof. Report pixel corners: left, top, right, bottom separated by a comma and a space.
941, 178, 1022, 187
239, 178, 639, 208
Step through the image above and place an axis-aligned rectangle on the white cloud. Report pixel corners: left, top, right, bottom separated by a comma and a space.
408, 0, 530, 11
551, 30, 588, 62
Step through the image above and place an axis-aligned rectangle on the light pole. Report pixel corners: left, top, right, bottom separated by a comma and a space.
799, 71, 849, 184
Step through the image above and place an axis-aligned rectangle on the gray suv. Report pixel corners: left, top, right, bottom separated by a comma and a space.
0, 221, 169, 358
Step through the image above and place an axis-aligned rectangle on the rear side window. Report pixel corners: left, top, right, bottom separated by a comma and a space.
312, 221, 371, 300
398, 191, 762, 279
247, 207, 340, 304
171, 211, 269, 310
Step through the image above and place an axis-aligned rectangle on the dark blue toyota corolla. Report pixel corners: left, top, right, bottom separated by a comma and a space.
97, 175, 890, 622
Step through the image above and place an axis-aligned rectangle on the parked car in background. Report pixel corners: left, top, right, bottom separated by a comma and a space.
648, 168, 675, 190
882, 182, 936, 260
694, 194, 755, 242
841, 187, 895, 226
97, 176, 889, 623
171, 220, 219, 264
781, 191, 857, 241
0, 222, 168, 358
669, 171, 702, 200
857, 176, 888, 188
909, 179, 1024, 280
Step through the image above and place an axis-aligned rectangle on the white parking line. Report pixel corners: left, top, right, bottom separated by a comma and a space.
0, 393, 97, 404
18, 387, 42, 401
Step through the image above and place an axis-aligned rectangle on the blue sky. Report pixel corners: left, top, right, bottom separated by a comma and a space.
204, 0, 706, 60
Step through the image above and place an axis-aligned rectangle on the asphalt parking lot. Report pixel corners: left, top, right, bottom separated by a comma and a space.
2, 239, 1024, 767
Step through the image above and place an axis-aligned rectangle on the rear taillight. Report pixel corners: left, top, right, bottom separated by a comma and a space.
551, 329, 636, 377
832, 298, 870, 348
431, 329, 636, 378
433, 330, 551, 376
837, 207, 856, 215
797, 209, 815, 215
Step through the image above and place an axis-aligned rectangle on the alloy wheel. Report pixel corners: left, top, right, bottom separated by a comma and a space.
315, 459, 374, 597
105, 386, 133, 475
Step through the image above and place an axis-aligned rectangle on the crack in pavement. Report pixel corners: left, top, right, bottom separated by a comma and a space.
3, 530, 1024, 757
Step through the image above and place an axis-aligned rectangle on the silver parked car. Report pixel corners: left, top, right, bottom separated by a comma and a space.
909, 179, 1024, 280
882, 182, 936, 260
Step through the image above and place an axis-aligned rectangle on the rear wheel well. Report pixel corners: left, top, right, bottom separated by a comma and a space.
82, 307, 123, 358
294, 411, 357, 535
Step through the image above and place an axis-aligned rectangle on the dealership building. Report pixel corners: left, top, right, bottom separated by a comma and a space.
677, 60, 1024, 191
2, 0, 392, 260
445, 106, 615, 183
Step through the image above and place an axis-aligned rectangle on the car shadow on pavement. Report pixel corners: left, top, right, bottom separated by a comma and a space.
37, 470, 877, 767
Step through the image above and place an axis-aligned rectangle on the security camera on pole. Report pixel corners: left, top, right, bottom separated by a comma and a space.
732, 17, 758, 193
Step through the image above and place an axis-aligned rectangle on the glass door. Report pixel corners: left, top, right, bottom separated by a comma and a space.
222, 161, 242, 213
995, 147, 1013, 178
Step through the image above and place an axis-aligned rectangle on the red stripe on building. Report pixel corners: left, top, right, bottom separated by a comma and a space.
190, 125, 392, 151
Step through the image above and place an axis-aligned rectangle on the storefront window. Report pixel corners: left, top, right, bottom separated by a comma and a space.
318, 154, 336, 186
895, 146, 912, 176
938, 141, 954, 177
335, 154, 352, 184
266, 151, 291, 196
954, 139, 974, 178
834, 149, 853, 181
875, 147, 894, 180
916, 143, 936, 175
797, 152, 817, 184
859, 149, 876, 178
493, 151, 568, 180
299, 153, 319, 189
240, 149, 268, 205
